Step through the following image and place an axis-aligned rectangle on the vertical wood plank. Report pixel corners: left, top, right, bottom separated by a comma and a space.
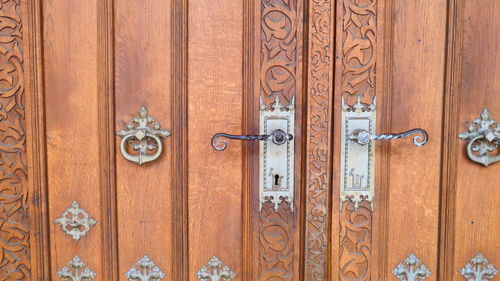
24, 0, 51, 279
171, 0, 189, 280
97, 0, 118, 279
385, 0, 447, 279
114, 0, 173, 277
450, 1, 500, 280
42, 0, 103, 279
187, 0, 244, 278
251, 0, 304, 280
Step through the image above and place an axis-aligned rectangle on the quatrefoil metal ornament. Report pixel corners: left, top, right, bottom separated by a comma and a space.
117, 106, 171, 165
460, 253, 498, 281
55, 201, 97, 241
57, 256, 96, 281
392, 253, 431, 281
196, 256, 236, 281
125, 255, 165, 281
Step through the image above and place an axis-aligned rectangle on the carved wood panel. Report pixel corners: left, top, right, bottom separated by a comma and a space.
0, 0, 30, 279
304, 0, 334, 279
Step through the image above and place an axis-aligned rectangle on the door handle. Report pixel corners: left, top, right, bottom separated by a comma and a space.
211, 129, 293, 151
458, 108, 500, 166
348, 128, 429, 146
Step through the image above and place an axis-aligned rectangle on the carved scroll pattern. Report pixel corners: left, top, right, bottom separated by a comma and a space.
0, 0, 30, 279
304, 0, 332, 279
341, 0, 376, 103
339, 201, 372, 281
259, 201, 294, 281
339, 0, 376, 280
260, 0, 298, 106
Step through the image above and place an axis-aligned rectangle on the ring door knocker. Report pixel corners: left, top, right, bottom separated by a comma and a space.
458, 108, 500, 166
116, 106, 171, 165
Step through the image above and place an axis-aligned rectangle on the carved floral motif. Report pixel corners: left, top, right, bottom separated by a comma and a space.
0, 0, 30, 279
259, 201, 294, 280
260, 0, 298, 106
341, 0, 376, 103
339, 201, 372, 281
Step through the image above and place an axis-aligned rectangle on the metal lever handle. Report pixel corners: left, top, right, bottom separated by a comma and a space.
212, 129, 293, 151
348, 128, 429, 146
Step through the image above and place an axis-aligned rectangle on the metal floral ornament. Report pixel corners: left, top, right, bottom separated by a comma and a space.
458, 108, 500, 166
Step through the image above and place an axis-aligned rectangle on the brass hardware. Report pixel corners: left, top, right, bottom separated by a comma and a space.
55, 201, 97, 241
196, 256, 236, 281
116, 107, 171, 165
460, 253, 498, 281
458, 109, 500, 166
392, 253, 431, 281
57, 256, 96, 281
125, 256, 166, 281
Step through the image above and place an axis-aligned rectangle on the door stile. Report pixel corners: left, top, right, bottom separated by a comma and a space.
25, 0, 51, 279
250, 0, 305, 280
438, 0, 464, 280
171, 0, 189, 279
97, 0, 118, 279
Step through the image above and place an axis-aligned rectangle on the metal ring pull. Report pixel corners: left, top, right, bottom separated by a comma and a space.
116, 106, 171, 165
349, 128, 429, 146
458, 108, 500, 166
211, 129, 293, 151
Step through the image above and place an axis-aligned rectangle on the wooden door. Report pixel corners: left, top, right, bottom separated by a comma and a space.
0, 0, 498, 281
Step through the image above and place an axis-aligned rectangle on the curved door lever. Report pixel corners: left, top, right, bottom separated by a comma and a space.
348, 128, 429, 147
212, 129, 293, 151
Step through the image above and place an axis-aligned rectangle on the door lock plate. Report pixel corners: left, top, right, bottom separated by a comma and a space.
340, 97, 376, 210
259, 96, 295, 212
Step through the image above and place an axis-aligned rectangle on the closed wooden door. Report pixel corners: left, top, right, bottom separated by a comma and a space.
0, 0, 499, 281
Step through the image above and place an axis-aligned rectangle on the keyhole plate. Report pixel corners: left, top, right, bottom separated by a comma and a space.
259, 96, 295, 212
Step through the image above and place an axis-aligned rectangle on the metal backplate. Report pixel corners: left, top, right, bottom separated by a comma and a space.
259, 96, 295, 212
340, 97, 376, 210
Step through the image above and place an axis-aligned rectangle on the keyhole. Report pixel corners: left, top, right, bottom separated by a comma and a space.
274, 174, 280, 186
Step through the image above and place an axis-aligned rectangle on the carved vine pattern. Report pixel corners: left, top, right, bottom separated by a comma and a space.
260, 0, 298, 106
0, 0, 30, 279
304, 0, 332, 280
259, 201, 294, 281
259, 0, 299, 280
342, 0, 376, 104
339, 0, 376, 280
339, 201, 372, 281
